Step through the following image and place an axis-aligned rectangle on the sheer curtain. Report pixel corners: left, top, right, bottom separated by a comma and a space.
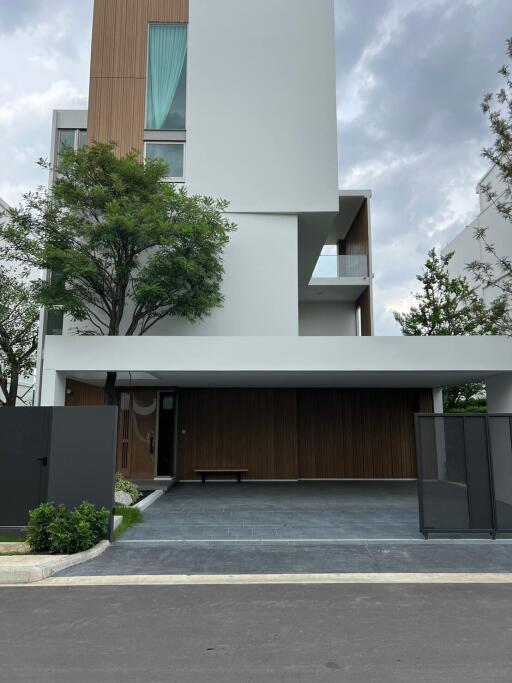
146, 25, 187, 130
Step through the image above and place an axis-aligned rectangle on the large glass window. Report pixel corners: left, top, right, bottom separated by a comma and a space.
145, 142, 185, 181
146, 24, 187, 130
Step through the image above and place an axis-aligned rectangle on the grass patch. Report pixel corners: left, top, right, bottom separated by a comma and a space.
0, 535, 25, 543
114, 507, 143, 540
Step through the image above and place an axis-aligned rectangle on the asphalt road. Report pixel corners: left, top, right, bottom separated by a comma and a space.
1, 584, 512, 682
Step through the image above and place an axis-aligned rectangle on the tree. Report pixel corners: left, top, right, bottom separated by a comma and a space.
468, 37, 512, 321
0, 265, 39, 407
394, 248, 507, 410
0, 141, 235, 404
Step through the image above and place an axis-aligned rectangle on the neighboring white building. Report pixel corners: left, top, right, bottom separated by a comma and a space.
443, 165, 512, 305
36, 0, 512, 482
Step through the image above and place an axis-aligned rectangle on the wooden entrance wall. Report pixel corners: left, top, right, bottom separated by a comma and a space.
177, 388, 433, 480
177, 389, 298, 480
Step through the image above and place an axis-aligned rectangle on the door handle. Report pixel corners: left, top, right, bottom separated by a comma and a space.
149, 434, 154, 455
37, 457, 48, 466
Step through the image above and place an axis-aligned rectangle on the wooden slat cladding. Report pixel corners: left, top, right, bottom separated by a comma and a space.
177, 388, 433, 480
88, 0, 189, 155
417, 389, 434, 413
297, 389, 425, 479
177, 389, 299, 480
88, 78, 147, 156
344, 200, 369, 256
65, 379, 105, 406
356, 288, 372, 337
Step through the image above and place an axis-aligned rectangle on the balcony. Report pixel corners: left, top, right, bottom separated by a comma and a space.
312, 254, 369, 279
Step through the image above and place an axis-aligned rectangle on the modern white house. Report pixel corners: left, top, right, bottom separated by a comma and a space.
36, 0, 512, 483
443, 164, 512, 305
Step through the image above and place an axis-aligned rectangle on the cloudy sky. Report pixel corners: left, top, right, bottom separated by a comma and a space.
0, 0, 510, 334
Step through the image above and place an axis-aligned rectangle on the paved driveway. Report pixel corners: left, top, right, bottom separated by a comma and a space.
59, 481, 512, 576
123, 481, 422, 542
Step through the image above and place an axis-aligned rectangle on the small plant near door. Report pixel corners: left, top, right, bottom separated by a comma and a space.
114, 472, 141, 506
25, 502, 109, 554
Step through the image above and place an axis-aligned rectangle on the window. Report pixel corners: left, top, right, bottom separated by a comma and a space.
58, 129, 87, 157
146, 24, 187, 131
145, 142, 185, 182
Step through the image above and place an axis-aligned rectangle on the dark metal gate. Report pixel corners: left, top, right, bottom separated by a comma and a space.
0, 406, 117, 537
415, 414, 512, 538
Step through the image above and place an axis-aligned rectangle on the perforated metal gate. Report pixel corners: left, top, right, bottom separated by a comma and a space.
415, 414, 512, 538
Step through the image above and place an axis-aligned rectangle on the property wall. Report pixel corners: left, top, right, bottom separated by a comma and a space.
299, 302, 356, 336
186, 0, 339, 213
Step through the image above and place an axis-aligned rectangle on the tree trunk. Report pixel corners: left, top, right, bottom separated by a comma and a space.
104, 371, 117, 405
6, 368, 19, 407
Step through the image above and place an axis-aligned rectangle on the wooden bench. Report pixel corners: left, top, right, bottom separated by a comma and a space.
194, 469, 248, 483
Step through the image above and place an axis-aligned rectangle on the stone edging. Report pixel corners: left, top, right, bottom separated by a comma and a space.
0, 540, 110, 585
134, 489, 164, 512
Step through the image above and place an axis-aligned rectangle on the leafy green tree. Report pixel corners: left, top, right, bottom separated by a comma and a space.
468, 37, 512, 320
0, 142, 235, 403
0, 265, 39, 407
394, 248, 507, 410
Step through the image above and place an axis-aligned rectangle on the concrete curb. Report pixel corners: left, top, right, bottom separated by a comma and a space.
134, 489, 163, 512
0, 543, 30, 554
16, 571, 512, 587
0, 540, 110, 585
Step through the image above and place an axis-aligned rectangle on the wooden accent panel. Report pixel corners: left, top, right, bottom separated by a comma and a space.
356, 288, 372, 337
177, 389, 299, 480
417, 389, 434, 413
65, 379, 105, 406
88, 0, 189, 155
297, 389, 423, 479
88, 78, 147, 156
345, 200, 369, 256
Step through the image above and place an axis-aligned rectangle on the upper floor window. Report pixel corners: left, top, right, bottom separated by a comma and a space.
58, 129, 87, 157
145, 142, 185, 182
146, 24, 187, 131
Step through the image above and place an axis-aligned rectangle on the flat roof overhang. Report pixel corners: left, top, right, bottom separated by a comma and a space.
44, 335, 512, 389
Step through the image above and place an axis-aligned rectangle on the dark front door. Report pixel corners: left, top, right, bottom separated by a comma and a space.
157, 391, 177, 477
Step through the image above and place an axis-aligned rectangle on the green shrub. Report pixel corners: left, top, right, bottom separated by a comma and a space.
26, 502, 110, 555
115, 472, 141, 503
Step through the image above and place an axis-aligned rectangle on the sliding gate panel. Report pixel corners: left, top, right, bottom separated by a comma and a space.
415, 414, 512, 537
488, 416, 512, 530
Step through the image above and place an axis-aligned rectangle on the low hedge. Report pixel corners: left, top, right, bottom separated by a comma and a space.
26, 502, 110, 555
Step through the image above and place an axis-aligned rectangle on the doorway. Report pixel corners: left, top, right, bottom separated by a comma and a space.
116, 389, 177, 480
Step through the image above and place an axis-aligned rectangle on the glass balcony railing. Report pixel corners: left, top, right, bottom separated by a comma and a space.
312, 254, 369, 279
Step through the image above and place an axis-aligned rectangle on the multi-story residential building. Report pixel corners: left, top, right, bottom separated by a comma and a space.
37, 0, 512, 483
443, 165, 512, 305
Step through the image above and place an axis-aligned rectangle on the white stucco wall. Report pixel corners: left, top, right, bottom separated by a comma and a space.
299, 302, 356, 336
186, 0, 339, 214
443, 165, 512, 305
62, 212, 299, 337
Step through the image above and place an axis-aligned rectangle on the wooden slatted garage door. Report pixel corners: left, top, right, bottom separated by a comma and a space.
177, 388, 432, 480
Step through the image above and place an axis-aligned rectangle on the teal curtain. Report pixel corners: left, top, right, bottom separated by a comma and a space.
146, 25, 187, 130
